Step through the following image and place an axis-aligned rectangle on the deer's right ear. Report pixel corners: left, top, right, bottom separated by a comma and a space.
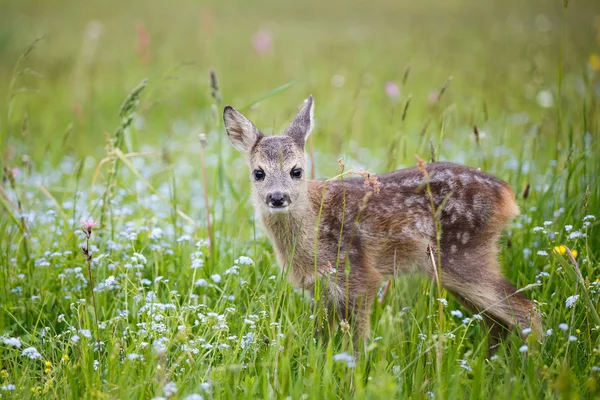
223, 106, 263, 153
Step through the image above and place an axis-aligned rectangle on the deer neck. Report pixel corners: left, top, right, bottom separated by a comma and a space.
259, 195, 318, 268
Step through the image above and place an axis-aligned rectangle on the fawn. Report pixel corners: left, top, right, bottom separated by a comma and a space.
223, 95, 542, 351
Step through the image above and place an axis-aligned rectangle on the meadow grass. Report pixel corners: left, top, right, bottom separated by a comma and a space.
0, 0, 599, 398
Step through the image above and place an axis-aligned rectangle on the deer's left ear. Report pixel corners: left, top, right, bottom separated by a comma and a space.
285, 95, 314, 148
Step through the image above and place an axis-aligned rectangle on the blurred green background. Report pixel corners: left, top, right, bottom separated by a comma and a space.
1, 0, 598, 167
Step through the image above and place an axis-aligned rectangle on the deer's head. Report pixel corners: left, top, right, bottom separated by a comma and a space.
224, 96, 314, 215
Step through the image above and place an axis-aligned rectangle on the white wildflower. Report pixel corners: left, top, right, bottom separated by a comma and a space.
333, 352, 356, 368
194, 279, 208, 287
183, 395, 204, 400
519, 345, 528, 353
568, 231, 586, 239
458, 359, 472, 372
450, 310, 463, 318
558, 323, 568, 331
565, 295, 579, 308
235, 256, 253, 265
163, 381, 177, 397
21, 346, 42, 359
3, 337, 21, 348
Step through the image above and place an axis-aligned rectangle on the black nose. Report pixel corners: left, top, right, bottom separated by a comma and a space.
267, 192, 290, 208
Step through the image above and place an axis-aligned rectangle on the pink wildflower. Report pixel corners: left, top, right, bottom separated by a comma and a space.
384, 81, 400, 102
253, 29, 273, 55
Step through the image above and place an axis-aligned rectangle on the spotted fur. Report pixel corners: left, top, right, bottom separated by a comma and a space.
224, 96, 542, 351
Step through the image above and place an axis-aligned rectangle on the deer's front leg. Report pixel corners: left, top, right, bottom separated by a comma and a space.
331, 268, 382, 354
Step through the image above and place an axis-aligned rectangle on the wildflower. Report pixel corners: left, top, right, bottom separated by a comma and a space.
384, 81, 400, 102
163, 382, 177, 397
331, 74, 345, 88
593, 366, 600, 372
210, 274, 222, 283
241, 332, 254, 349
558, 323, 568, 331
522, 328, 532, 335
194, 279, 208, 287
80, 218, 98, 236
554, 245, 578, 258
536, 90, 553, 108
1, 384, 16, 391
252, 29, 272, 55
537, 250, 548, 256
333, 352, 356, 368
564, 225, 573, 232
437, 298, 448, 307
176, 234, 192, 243
458, 359, 472, 372
3, 337, 21, 348
183, 395, 204, 400
450, 310, 463, 318
235, 256, 253, 265
519, 345, 528, 353
71, 335, 80, 343
79, 329, 92, 339
21, 347, 42, 359
565, 295, 579, 308
589, 54, 600, 72
568, 231, 586, 239
340, 320, 350, 334
546, 329, 553, 336
568, 336, 577, 342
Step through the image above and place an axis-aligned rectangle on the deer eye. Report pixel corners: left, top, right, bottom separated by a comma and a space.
253, 169, 265, 181
290, 167, 303, 179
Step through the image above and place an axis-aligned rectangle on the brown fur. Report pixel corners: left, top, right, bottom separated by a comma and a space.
224, 96, 542, 352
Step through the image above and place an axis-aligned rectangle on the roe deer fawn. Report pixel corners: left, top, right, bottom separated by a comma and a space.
223, 95, 542, 352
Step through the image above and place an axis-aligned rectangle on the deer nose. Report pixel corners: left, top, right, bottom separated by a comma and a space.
267, 192, 290, 208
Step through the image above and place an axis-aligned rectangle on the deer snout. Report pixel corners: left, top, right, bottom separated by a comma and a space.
266, 192, 290, 208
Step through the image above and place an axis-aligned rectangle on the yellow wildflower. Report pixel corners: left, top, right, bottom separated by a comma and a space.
44, 368, 51, 374
62, 354, 69, 362
590, 54, 600, 72
576, 329, 581, 334
44, 361, 52, 367
553, 245, 577, 258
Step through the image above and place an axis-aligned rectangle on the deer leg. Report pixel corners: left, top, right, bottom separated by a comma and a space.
442, 261, 542, 341
447, 289, 510, 351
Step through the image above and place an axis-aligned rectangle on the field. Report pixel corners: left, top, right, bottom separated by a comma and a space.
1, 0, 600, 398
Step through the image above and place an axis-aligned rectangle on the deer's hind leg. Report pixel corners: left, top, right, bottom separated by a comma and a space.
441, 254, 542, 342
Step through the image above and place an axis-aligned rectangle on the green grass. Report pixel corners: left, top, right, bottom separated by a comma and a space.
1, 0, 600, 398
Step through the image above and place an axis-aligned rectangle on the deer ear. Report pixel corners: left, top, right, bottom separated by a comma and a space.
285, 95, 314, 148
223, 106, 263, 153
